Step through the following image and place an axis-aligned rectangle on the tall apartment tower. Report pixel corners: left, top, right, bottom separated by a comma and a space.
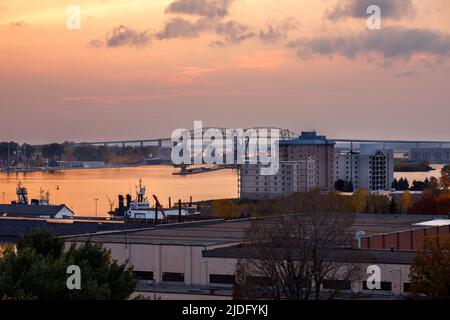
278, 131, 335, 191
239, 131, 335, 199
335, 145, 394, 192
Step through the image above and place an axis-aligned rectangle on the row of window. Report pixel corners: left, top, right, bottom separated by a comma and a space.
133, 271, 184, 282
208, 275, 412, 293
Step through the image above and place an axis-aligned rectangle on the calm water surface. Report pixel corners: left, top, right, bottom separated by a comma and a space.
0, 166, 239, 217
394, 164, 444, 182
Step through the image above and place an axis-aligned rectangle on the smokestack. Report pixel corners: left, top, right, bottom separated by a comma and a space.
118, 195, 124, 212
178, 199, 182, 223
126, 194, 132, 208
168, 197, 172, 208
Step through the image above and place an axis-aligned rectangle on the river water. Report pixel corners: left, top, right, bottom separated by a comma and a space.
394, 164, 444, 182
0, 164, 444, 217
0, 166, 239, 217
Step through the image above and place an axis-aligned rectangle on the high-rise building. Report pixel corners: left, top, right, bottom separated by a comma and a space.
239, 131, 335, 199
335, 145, 394, 192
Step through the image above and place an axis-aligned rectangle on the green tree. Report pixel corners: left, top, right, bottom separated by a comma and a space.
391, 178, 399, 190
17, 229, 64, 259
0, 230, 136, 300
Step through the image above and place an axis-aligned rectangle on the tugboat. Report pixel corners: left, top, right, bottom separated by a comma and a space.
108, 179, 199, 220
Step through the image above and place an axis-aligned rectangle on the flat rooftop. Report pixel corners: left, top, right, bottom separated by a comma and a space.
0, 217, 156, 243
63, 214, 440, 246
65, 219, 250, 246
349, 214, 439, 235
204, 245, 417, 265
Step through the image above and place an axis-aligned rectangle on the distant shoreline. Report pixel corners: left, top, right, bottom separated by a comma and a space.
0, 163, 172, 173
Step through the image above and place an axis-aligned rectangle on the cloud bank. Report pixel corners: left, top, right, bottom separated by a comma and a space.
327, 0, 415, 20
89, 25, 152, 48
288, 27, 450, 61
165, 0, 234, 18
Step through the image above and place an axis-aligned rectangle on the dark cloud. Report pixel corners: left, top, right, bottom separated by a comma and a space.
157, 0, 254, 45
89, 25, 151, 48
209, 40, 226, 47
215, 20, 255, 44
327, 0, 415, 20
288, 27, 450, 61
156, 17, 215, 40
165, 0, 234, 18
259, 17, 299, 43
156, 17, 254, 45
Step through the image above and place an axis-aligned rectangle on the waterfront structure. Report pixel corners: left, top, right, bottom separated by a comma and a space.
335, 145, 394, 192
0, 183, 75, 219
239, 131, 335, 199
56, 161, 106, 168
409, 147, 450, 164
0, 204, 75, 219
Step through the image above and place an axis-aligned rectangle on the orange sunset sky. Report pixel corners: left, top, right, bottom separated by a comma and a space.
0, 0, 449, 143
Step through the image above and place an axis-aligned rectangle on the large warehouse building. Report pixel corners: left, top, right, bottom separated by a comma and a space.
64, 214, 450, 300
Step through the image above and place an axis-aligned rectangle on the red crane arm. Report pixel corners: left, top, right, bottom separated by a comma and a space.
152, 194, 167, 218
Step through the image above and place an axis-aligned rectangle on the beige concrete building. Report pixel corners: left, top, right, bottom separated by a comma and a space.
63, 214, 444, 299
240, 131, 335, 199
239, 160, 316, 199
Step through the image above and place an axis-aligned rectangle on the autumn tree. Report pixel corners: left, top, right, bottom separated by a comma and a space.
440, 165, 450, 190
350, 189, 368, 213
410, 235, 450, 299
401, 191, 412, 213
212, 199, 239, 218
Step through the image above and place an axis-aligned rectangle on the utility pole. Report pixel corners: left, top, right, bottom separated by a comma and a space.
94, 197, 99, 219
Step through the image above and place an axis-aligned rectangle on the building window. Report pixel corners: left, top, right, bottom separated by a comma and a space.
322, 280, 351, 290
162, 272, 184, 282
246, 276, 272, 286
133, 271, 154, 280
362, 281, 392, 291
210, 274, 236, 285
403, 283, 411, 293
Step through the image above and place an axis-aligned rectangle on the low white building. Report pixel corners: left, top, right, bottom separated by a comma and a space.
0, 204, 75, 219
336, 145, 394, 192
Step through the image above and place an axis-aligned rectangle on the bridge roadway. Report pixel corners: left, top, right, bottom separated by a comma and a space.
73, 137, 450, 150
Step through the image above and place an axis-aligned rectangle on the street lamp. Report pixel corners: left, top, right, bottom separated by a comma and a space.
94, 198, 99, 219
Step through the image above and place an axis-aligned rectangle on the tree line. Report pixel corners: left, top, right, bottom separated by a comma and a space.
0, 141, 170, 167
